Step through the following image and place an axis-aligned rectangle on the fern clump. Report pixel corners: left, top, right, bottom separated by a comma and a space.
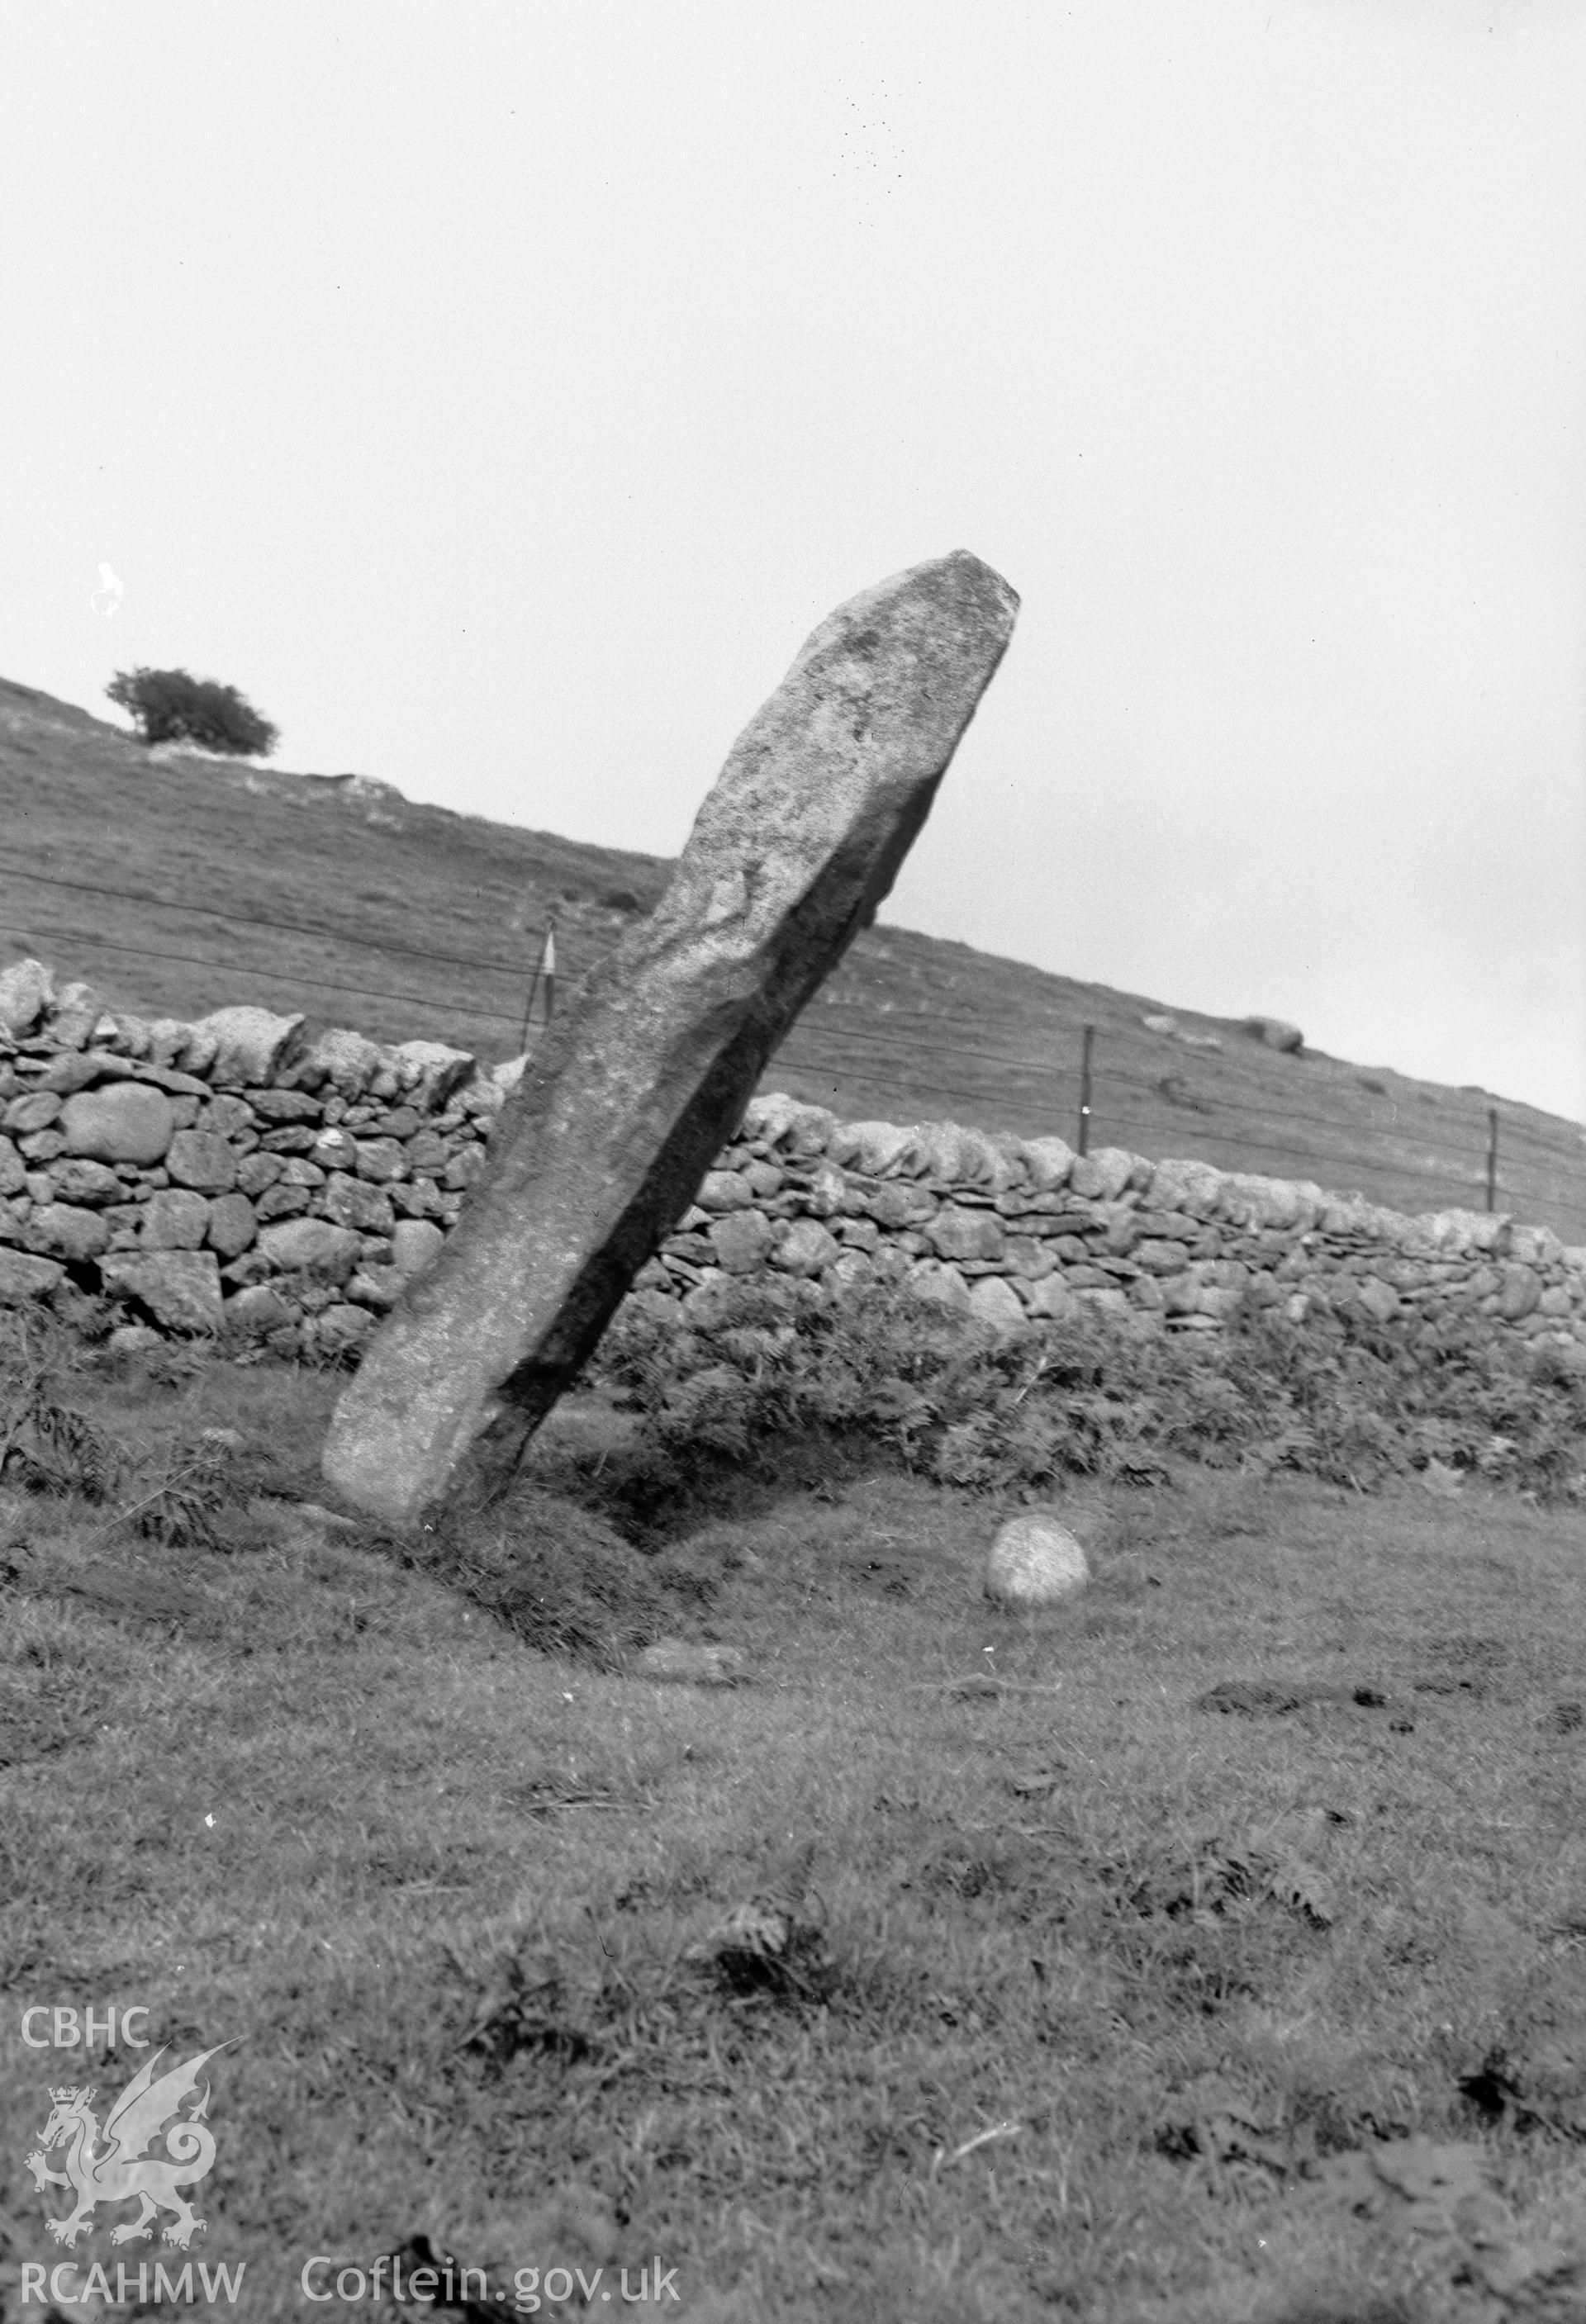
590, 1280, 1585, 1502
0, 1312, 125, 1501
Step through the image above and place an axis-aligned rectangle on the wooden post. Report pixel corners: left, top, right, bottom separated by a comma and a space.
1485, 1106, 1498, 1212
1077, 1023, 1095, 1157
517, 918, 558, 1051
518, 934, 544, 1053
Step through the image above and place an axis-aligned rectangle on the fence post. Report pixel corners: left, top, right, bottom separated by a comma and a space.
1485, 1106, 1498, 1213
1077, 1023, 1094, 1157
517, 941, 542, 1054
517, 917, 557, 1053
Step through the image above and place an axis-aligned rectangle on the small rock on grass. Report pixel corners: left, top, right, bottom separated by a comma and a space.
635, 1640, 749, 1685
244, 1497, 358, 1541
292, 1500, 358, 1532
985, 1511, 1089, 1605
1197, 1679, 1308, 1717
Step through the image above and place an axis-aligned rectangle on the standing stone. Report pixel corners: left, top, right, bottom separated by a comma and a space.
985, 1512, 1090, 1606
324, 549, 1019, 1525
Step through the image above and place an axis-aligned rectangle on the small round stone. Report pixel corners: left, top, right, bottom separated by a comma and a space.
985, 1512, 1090, 1606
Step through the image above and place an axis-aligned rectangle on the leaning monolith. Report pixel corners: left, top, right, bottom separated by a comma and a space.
322, 550, 1019, 1525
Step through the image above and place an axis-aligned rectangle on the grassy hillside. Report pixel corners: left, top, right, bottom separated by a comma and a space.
3, 673, 1584, 1242
5, 1329, 1586, 2322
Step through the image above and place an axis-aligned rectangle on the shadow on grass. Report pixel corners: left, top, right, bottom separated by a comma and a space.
381, 1418, 921, 1669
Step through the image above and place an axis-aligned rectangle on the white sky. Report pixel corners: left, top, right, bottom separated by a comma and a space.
2, 0, 1582, 1119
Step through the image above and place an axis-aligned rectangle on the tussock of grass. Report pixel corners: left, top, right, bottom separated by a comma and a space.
403, 1482, 678, 1667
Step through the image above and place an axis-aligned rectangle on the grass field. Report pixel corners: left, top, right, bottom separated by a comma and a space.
3, 674, 1584, 1245
5, 1330, 1585, 2324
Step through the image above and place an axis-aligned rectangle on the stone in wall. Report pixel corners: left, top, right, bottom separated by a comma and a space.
190, 1006, 303, 1087
100, 1251, 224, 1334
59, 1084, 176, 1164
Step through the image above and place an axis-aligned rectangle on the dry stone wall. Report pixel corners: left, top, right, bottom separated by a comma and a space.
2, 958, 1584, 1373
633, 1095, 1586, 1369
0, 964, 501, 1361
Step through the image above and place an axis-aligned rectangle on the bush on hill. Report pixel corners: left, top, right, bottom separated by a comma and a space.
106, 666, 278, 756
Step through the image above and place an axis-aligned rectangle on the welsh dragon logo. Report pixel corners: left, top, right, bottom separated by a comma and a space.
26, 2044, 231, 2249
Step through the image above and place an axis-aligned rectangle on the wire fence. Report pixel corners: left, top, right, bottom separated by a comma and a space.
2, 851, 1583, 1240
770, 998, 1586, 1231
